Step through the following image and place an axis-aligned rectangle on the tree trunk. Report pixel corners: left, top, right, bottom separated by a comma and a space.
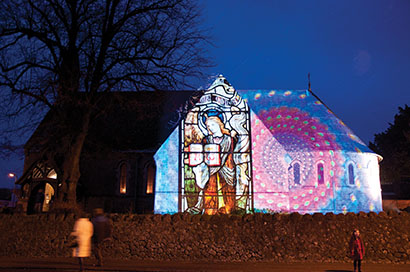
56, 109, 91, 208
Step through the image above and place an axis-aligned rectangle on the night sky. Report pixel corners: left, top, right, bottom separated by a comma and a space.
200, 0, 410, 145
1, 0, 409, 188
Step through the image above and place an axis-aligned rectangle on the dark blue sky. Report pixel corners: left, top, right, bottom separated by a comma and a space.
1, 0, 409, 188
201, 0, 410, 143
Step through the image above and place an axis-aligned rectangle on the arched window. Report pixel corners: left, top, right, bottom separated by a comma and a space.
119, 163, 127, 194
293, 162, 301, 185
348, 163, 355, 185
180, 80, 252, 214
317, 163, 324, 185
146, 164, 156, 194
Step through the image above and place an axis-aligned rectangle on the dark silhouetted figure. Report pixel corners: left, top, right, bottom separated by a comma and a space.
34, 189, 45, 213
349, 229, 365, 272
91, 208, 112, 267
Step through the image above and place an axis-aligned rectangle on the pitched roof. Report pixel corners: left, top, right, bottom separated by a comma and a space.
88, 91, 200, 151
26, 87, 376, 156
26, 91, 200, 154
238, 89, 375, 154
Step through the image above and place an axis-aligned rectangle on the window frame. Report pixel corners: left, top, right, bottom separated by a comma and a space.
145, 162, 156, 195
317, 161, 325, 185
118, 161, 129, 195
291, 160, 302, 185
347, 162, 356, 186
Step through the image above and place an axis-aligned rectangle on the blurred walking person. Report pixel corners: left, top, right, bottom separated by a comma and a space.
91, 208, 112, 267
71, 211, 93, 272
349, 229, 365, 272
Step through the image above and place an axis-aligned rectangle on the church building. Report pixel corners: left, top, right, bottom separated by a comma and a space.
154, 76, 382, 214
17, 75, 383, 214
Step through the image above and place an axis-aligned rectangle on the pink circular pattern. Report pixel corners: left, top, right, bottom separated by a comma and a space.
251, 103, 343, 213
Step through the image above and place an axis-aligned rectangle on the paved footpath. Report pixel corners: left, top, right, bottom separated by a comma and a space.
0, 258, 410, 272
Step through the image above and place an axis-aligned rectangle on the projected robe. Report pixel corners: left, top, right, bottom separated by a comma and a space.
154, 76, 382, 214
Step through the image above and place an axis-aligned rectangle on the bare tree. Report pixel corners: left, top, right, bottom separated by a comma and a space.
0, 0, 209, 206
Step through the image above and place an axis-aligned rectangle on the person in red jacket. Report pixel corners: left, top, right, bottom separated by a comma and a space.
349, 229, 365, 272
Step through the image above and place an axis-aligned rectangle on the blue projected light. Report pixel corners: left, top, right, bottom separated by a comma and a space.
154, 128, 179, 214
154, 76, 382, 214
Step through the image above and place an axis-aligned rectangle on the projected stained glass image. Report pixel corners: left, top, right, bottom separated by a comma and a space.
154, 75, 383, 214
181, 79, 252, 215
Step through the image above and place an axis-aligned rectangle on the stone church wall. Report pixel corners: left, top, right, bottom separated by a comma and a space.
0, 211, 409, 263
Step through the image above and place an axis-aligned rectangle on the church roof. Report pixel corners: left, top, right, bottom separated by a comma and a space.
238, 89, 375, 154
26, 85, 376, 156
25, 91, 200, 154
89, 91, 200, 151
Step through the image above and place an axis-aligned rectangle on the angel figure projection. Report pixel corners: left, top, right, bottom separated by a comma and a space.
183, 106, 251, 215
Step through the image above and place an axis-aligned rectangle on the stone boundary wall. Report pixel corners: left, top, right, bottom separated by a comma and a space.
0, 211, 409, 264
383, 200, 410, 210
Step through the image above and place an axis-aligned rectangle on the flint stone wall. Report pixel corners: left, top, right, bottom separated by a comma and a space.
0, 211, 409, 263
